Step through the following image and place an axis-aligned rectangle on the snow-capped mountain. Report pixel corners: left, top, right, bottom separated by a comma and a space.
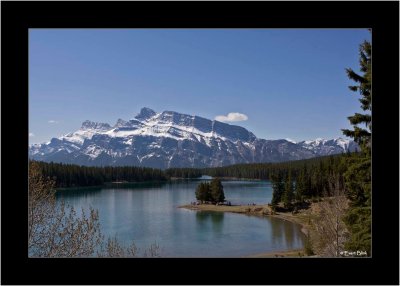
297, 137, 358, 156
29, 107, 358, 168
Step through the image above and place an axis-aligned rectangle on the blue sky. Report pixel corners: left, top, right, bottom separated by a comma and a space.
29, 29, 370, 144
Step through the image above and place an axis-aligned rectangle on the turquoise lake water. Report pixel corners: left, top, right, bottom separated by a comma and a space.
56, 179, 305, 257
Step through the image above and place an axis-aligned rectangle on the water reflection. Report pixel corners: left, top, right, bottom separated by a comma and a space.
55, 180, 304, 257
270, 217, 283, 245
56, 186, 102, 198
195, 211, 224, 234
195, 211, 224, 222
269, 217, 302, 249
104, 181, 168, 189
284, 223, 295, 249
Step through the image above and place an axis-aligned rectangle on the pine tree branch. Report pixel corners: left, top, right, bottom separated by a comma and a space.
348, 86, 358, 92
346, 68, 367, 84
348, 113, 371, 125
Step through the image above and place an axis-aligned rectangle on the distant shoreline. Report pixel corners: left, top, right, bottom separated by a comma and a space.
55, 177, 265, 190
170, 177, 263, 181
179, 203, 272, 216
55, 180, 167, 191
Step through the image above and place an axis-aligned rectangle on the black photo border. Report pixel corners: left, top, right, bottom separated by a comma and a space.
1, 1, 399, 285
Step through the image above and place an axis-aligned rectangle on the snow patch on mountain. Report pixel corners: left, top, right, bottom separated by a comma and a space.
285, 138, 297, 144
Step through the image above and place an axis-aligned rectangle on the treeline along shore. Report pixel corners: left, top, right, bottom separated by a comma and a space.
34, 152, 354, 192
33, 160, 168, 188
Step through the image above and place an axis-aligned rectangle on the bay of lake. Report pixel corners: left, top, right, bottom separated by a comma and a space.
56, 179, 305, 257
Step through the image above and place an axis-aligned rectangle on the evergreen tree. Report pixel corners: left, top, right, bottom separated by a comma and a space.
283, 170, 294, 208
210, 178, 225, 203
295, 167, 307, 203
344, 154, 371, 207
195, 182, 211, 203
341, 34, 372, 255
342, 204, 371, 253
342, 38, 371, 150
271, 172, 284, 206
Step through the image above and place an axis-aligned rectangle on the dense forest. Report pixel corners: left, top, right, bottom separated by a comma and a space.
34, 153, 351, 189
203, 154, 347, 180
167, 154, 352, 181
34, 160, 167, 188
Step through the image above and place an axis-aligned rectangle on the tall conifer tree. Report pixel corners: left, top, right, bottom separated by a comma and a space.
210, 178, 225, 203
271, 172, 284, 206
341, 33, 372, 255
342, 38, 371, 150
283, 170, 294, 208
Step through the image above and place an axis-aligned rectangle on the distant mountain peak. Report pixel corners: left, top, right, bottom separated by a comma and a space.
115, 118, 127, 127
135, 107, 156, 121
81, 120, 111, 130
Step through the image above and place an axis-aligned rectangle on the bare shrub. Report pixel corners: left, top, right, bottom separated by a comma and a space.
28, 161, 161, 258
313, 174, 349, 257
29, 162, 103, 257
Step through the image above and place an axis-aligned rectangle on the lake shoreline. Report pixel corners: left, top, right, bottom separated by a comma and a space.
179, 203, 310, 236
243, 248, 306, 258
55, 180, 169, 191
179, 203, 314, 257
178, 203, 272, 216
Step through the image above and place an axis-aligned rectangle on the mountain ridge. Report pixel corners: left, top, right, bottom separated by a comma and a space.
29, 107, 359, 168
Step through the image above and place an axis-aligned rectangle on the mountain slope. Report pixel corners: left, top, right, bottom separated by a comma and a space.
29, 107, 359, 168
